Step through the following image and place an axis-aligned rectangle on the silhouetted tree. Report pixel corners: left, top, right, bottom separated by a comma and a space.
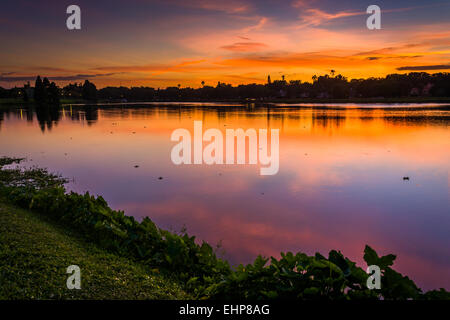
34, 76, 45, 104
47, 82, 60, 105
22, 82, 30, 102
82, 80, 97, 101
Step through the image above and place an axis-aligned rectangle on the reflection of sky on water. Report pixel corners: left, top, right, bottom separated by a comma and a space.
0, 104, 449, 290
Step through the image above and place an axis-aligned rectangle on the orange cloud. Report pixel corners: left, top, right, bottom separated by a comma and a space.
93, 59, 210, 75
241, 17, 268, 33
220, 42, 268, 52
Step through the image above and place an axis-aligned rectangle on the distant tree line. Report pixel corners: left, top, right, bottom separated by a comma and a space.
1, 72, 449, 103
46, 79, 98, 101
63, 72, 450, 101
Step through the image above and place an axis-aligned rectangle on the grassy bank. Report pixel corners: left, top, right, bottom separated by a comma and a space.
0, 201, 191, 299
68, 96, 450, 105
2, 96, 450, 108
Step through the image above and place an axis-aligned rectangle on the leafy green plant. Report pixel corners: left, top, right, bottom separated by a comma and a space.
205, 250, 376, 300
204, 246, 447, 300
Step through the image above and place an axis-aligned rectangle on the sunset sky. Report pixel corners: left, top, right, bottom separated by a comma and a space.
1, 0, 449, 88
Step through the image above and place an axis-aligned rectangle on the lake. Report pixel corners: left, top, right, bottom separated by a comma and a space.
0, 102, 449, 291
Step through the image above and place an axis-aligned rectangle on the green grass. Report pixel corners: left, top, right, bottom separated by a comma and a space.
60, 98, 88, 104
0, 99, 27, 107
0, 201, 191, 300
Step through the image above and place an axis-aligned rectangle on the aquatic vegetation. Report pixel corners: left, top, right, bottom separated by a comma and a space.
0, 157, 448, 300
205, 246, 421, 300
0, 157, 67, 189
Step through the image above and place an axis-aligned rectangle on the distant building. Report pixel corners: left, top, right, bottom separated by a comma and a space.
24, 87, 34, 99
23, 82, 34, 99
422, 83, 434, 96
317, 92, 329, 99
279, 89, 287, 98
267, 75, 271, 85
410, 87, 420, 96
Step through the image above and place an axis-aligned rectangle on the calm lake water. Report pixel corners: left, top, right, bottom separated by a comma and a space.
1, 103, 449, 290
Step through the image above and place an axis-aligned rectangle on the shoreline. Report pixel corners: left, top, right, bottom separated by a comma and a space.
0, 157, 449, 299
2, 96, 450, 108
